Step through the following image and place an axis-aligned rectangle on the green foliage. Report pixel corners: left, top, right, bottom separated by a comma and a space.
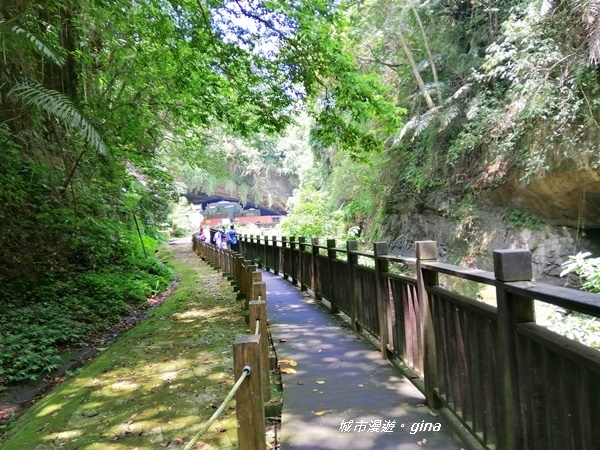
536, 302, 600, 350
281, 177, 339, 238
561, 252, 600, 293
502, 209, 543, 230
0, 250, 174, 384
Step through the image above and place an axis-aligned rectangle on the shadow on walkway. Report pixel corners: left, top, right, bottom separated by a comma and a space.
262, 270, 469, 450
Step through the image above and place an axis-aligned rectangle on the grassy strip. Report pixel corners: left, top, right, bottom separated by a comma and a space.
0, 242, 249, 449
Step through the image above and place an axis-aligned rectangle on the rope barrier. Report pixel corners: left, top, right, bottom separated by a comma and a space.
255, 318, 261, 335
183, 365, 251, 450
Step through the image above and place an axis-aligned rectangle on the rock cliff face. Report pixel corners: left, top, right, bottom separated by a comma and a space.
384, 204, 598, 283
185, 170, 293, 215
482, 167, 600, 228
383, 167, 600, 283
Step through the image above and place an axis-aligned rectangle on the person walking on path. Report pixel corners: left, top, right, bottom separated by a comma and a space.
226, 225, 239, 252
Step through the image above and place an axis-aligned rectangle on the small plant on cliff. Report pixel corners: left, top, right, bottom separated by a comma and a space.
502, 209, 543, 230
560, 251, 600, 293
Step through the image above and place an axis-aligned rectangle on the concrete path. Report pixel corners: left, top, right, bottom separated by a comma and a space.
262, 270, 467, 450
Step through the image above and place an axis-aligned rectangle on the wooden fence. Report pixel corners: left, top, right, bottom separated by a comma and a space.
235, 234, 600, 450
193, 236, 270, 450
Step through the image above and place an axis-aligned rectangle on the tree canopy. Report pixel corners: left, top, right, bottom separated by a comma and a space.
3, 0, 600, 383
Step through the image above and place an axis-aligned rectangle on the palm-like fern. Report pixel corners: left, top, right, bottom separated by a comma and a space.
9, 25, 66, 67
9, 81, 108, 155
394, 84, 470, 143
586, 1, 600, 64
1, 21, 108, 155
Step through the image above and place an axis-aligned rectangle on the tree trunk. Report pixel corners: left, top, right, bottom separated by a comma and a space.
397, 31, 436, 110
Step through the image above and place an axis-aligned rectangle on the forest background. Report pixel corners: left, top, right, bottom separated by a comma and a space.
1, 0, 600, 386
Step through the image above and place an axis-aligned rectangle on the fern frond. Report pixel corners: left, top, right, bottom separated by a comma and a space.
9, 81, 107, 154
587, 1, 600, 64
10, 26, 65, 66
413, 106, 440, 137
446, 84, 472, 104
540, 0, 555, 15
396, 116, 419, 142
439, 105, 460, 128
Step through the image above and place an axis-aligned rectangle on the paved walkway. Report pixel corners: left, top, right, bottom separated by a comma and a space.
262, 270, 468, 450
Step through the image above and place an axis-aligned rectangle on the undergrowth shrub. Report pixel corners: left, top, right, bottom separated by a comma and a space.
0, 255, 174, 385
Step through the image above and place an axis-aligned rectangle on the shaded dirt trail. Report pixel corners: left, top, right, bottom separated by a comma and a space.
1, 238, 249, 449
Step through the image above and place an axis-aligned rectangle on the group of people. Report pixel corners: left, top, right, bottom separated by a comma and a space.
198, 224, 239, 252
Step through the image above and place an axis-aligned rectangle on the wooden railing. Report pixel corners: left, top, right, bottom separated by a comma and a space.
192, 235, 270, 450
236, 234, 600, 450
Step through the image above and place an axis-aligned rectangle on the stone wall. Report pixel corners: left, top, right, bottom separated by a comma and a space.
383, 204, 599, 285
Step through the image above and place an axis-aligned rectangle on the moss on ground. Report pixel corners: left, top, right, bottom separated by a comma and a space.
0, 240, 249, 449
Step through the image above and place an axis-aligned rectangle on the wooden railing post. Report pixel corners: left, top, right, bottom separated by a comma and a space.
281, 236, 289, 281
290, 236, 297, 286
373, 242, 390, 359
249, 298, 270, 402
298, 237, 307, 291
347, 240, 359, 332
416, 240, 441, 408
327, 239, 339, 313
249, 235, 256, 265
261, 235, 268, 271
233, 335, 265, 450
243, 263, 257, 309
311, 238, 320, 300
248, 270, 261, 309
494, 249, 534, 450
272, 236, 278, 275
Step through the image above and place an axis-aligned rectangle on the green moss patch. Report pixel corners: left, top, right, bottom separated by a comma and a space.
1, 242, 248, 449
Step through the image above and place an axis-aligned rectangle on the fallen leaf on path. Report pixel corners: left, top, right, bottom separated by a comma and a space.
280, 368, 296, 374
315, 380, 326, 384
312, 411, 325, 416
278, 339, 287, 343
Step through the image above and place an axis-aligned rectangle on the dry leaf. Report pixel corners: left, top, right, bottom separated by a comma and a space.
315, 380, 326, 384
280, 367, 297, 374
279, 359, 290, 365
278, 339, 287, 343
312, 411, 325, 416
357, 384, 364, 387
288, 360, 298, 366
